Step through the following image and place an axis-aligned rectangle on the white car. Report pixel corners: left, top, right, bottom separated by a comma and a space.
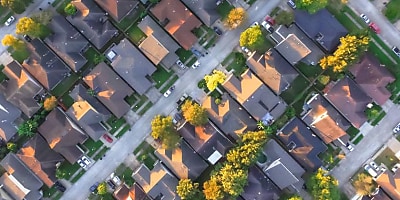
392, 163, 400, 173
81, 156, 91, 166
364, 164, 378, 178
261, 21, 274, 33
393, 123, 400, 133
163, 86, 175, 97
191, 60, 200, 69
360, 14, 370, 24
4, 16, 15, 26
251, 21, 259, 27
392, 46, 400, 57
176, 60, 186, 69
346, 144, 354, 152
370, 161, 379, 171
77, 160, 86, 168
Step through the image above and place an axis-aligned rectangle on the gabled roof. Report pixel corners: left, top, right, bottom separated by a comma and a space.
0, 153, 43, 200
133, 162, 180, 200
113, 183, 150, 200
138, 35, 169, 66
294, 9, 348, 52
261, 140, 305, 190
137, 15, 180, 68
94, 0, 139, 22
177, 121, 233, 164
246, 49, 298, 94
349, 53, 395, 105
302, 93, 350, 143
278, 117, 327, 172
181, 0, 220, 26
68, 0, 118, 49
376, 171, 400, 200
240, 166, 281, 200
223, 69, 287, 123
22, 39, 70, 90
38, 108, 88, 163
107, 39, 156, 95
17, 135, 64, 187
2, 61, 42, 118
0, 94, 21, 142
83, 62, 134, 118
155, 140, 209, 179
45, 15, 88, 72
202, 93, 257, 140
275, 34, 311, 65
151, 0, 202, 50
325, 77, 372, 128
69, 84, 111, 117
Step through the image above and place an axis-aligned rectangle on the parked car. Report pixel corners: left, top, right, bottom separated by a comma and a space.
77, 160, 86, 168
213, 27, 223, 35
241, 46, 250, 54
346, 143, 354, 152
287, 0, 296, 9
393, 122, 400, 133
54, 181, 66, 192
163, 85, 175, 97
82, 156, 91, 166
265, 15, 275, 26
90, 182, 100, 193
364, 164, 378, 178
370, 161, 379, 171
103, 134, 113, 143
392, 46, 400, 57
369, 23, 381, 34
392, 163, 400, 173
107, 180, 116, 190
360, 14, 370, 24
191, 60, 200, 69
111, 175, 122, 186
190, 47, 204, 57
23, 35, 32, 42
251, 21, 259, 27
261, 21, 274, 33
4, 16, 15, 26
176, 60, 186, 69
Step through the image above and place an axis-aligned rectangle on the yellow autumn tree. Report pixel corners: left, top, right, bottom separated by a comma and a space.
203, 176, 223, 200
239, 25, 264, 50
2, 34, 17, 46
306, 168, 340, 200
225, 7, 246, 29
176, 179, 202, 199
43, 96, 57, 111
204, 70, 226, 92
217, 164, 248, 197
151, 115, 180, 149
16, 17, 42, 37
353, 173, 377, 195
181, 100, 208, 126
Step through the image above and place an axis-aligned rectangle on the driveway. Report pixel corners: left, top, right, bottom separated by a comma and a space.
60, 0, 282, 199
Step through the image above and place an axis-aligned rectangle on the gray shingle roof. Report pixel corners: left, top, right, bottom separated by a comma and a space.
22, 39, 70, 90
107, 39, 156, 95
95, 0, 139, 22
240, 166, 281, 200
67, 0, 118, 49
45, 15, 88, 72
246, 49, 298, 94
83, 62, 134, 118
0, 153, 43, 200
2, 61, 42, 118
278, 117, 327, 172
294, 9, 348, 52
38, 108, 88, 163
69, 84, 111, 117
181, 0, 220, 26
0, 94, 21, 141
275, 34, 311, 65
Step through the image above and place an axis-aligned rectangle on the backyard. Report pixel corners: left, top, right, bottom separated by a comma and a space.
383, 0, 400, 23
216, 0, 234, 20
134, 141, 157, 170
126, 23, 146, 45
374, 147, 399, 169
223, 52, 248, 77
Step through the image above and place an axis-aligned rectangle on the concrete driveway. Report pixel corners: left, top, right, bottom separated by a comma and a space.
60, 0, 282, 199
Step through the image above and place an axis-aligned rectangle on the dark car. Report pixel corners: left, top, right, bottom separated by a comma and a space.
213, 27, 223, 35
287, 0, 296, 9
107, 180, 116, 190
190, 47, 204, 57
23, 34, 32, 42
55, 181, 66, 192
90, 182, 100, 193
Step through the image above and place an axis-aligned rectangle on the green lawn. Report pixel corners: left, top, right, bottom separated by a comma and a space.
280, 75, 310, 105
55, 0, 71, 16
151, 66, 173, 89
160, 75, 178, 93
116, 124, 131, 138
222, 52, 235, 66
58, 162, 80, 180
71, 170, 85, 183
126, 23, 146, 44
0, 11, 12, 24
176, 48, 194, 63
51, 73, 80, 97
134, 141, 149, 155
121, 167, 135, 186
346, 126, 360, 140
374, 148, 399, 168
384, 0, 400, 23
132, 95, 149, 112
107, 116, 127, 134
42, 185, 58, 198
216, 0, 234, 20
226, 52, 247, 77
253, 37, 274, 53
93, 147, 109, 160
81, 47, 101, 72
353, 134, 364, 145
319, 145, 341, 168
84, 139, 104, 157
0, 65, 7, 83
10, 47, 29, 63
124, 94, 138, 106
60, 94, 74, 109
295, 63, 324, 81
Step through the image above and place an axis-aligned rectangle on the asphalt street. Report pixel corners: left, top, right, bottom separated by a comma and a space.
60, 0, 281, 199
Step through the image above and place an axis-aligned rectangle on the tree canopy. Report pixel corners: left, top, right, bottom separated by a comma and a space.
177, 179, 203, 199
17, 119, 38, 137
203, 176, 224, 200
43, 96, 57, 111
204, 70, 226, 92
97, 182, 107, 195
16, 17, 42, 37
1, 34, 24, 50
275, 10, 294, 26
1, 0, 29, 14
225, 8, 246, 29
239, 25, 264, 50
306, 168, 340, 200
64, 3, 77, 15
151, 115, 180, 149
353, 173, 377, 196
181, 100, 208, 126
297, 0, 328, 14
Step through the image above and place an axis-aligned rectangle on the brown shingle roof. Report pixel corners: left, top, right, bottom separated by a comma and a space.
95, 0, 139, 22
151, 0, 202, 50
376, 171, 400, 200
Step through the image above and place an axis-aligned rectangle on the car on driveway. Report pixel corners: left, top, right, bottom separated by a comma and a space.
392, 46, 400, 57
261, 21, 274, 33
369, 23, 381, 34
191, 60, 200, 69
287, 0, 296, 9
90, 182, 99, 193
213, 27, 222, 35
346, 143, 354, 152
392, 163, 400, 173
4, 16, 15, 26
265, 15, 275, 26
82, 156, 91, 166
176, 60, 186, 69
55, 181, 66, 192
393, 122, 400, 133
77, 160, 86, 168
103, 134, 113, 143
251, 21, 259, 27
163, 85, 175, 97
370, 161, 379, 171
360, 14, 370, 24
364, 164, 378, 178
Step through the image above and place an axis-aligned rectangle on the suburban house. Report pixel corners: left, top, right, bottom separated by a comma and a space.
151, 0, 202, 50
133, 162, 180, 200
375, 170, 400, 200
223, 69, 287, 125
113, 183, 150, 200
325, 77, 372, 129
0, 153, 43, 200
181, 0, 220, 26
258, 140, 306, 193
294, 9, 348, 53
66, 85, 111, 141
22, 39, 70, 90
240, 166, 281, 200
68, 0, 118, 50
349, 53, 395, 105
177, 121, 233, 165
270, 24, 324, 65
137, 15, 180, 69
246, 49, 299, 94
45, 15, 89, 72
38, 108, 88, 163
278, 117, 328, 172
106, 39, 157, 96
83, 62, 134, 118
0, 94, 22, 142
94, 0, 139, 22
154, 139, 209, 179
202, 93, 257, 140
17, 135, 64, 187
302, 93, 351, 144
2, 61, 42, 118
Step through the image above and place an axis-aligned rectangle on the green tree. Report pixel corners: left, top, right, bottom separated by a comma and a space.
257, 121, 265, 130
353, 173, 377, 195
297, 0, 328, 14
204, 70, 226, 92
17, 119, 38, 137
1, 0, 28, 14
317, 75, 330, 85
177, 179, 203, 200
239, 25, 264, 50
306, 168, 340, 200
151, 115, 180, 149
64, 3, 77, 15
275, 10, 294, 26
181, 100, 208, 126
225, 8, 246, 29
6, 142, 17, 153
203, 176, 224, 200
97, 182, 107, 195
55, 168, 67, 179
43, 96, 57, 111
16, 17, 42, 37
31, 10, 53, 25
